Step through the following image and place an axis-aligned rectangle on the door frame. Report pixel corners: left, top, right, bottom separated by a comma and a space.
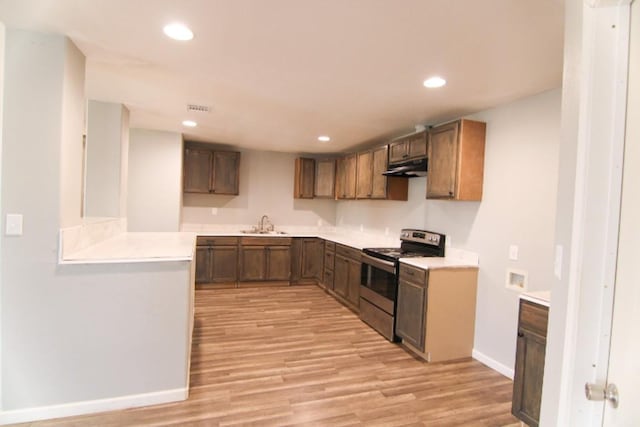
541, 0, 632, 425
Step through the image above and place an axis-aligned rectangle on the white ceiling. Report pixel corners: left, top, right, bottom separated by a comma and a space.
0, 0, 564, 153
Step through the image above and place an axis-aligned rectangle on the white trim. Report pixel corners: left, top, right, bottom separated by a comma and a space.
549, 3, 632, 425
472, 349, 514, 380
0, 387, 188, 425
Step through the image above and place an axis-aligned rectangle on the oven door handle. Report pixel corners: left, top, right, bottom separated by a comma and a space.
361, 253, 396, 274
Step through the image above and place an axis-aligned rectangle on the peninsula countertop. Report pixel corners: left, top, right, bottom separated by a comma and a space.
60, 232, 196, 264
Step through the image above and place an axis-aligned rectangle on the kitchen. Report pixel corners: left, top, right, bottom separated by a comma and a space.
1, 0, 638, 426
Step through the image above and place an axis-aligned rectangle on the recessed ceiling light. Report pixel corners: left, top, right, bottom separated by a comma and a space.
318, 136, 331, 142
163, 23, 194, 41
423, 76, 447, 88
182, 120, 197, 127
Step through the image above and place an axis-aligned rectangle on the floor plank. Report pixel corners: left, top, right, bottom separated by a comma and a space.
16, 285, 519, 426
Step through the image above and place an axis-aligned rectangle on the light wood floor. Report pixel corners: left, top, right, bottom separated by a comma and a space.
19, 285, 519, 426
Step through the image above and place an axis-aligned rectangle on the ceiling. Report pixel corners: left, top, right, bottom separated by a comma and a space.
0, 0, 564, 153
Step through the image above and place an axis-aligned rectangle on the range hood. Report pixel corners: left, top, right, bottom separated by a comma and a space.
383, 158, 428, 178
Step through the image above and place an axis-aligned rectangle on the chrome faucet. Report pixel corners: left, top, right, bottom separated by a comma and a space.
258, 215, 273, 232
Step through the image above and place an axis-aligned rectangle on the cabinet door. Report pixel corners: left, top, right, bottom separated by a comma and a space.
211, 151, 240, 195
195, 246, 213, 283
266, 246, 291, 281
396, 279, 427, 350
371, 146, 389, 199
294, 157, 315, 199
211, 246, 238, 283
334, 255, 349, 298
356, 151, 373, 198
343, 154, 357, 199
290, 238, 302, 282
184, 149, 213, 193
314, 159, 335, 198
407, 132, 427, 159
512, 329, 546, 426
239, 246, 266, 281
346, 258, 361, 308
427, 121, 459, 199
301, 238, 323, 280
389, 141, 408, 163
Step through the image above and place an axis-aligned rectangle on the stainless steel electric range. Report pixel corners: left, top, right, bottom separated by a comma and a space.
359, 229, 446, 341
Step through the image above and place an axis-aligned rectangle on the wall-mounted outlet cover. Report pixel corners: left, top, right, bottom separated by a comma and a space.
6, 213, 23, 236
506, 268, 528, 291
211, 208, 218, 215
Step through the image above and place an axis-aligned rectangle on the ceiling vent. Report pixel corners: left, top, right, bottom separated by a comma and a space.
186, 104, 211, 113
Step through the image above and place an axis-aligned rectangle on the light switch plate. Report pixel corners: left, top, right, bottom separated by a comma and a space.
554, 244, 563, 279
509, 245, 519, 260
6, 214, 23, 236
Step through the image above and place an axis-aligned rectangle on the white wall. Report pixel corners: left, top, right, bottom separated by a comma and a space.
59, 39, 85, 228
0, 30, 191, 414
0, 20, 6, 410
127, 129, 182, 231
182, 149, 336, 228
85, 100, 130, 218
337, 88, 561, 374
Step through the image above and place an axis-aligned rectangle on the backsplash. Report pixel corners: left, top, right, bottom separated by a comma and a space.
59, 217, 126, 260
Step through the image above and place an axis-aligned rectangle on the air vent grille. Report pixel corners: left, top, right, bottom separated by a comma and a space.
186, 104, 211, 113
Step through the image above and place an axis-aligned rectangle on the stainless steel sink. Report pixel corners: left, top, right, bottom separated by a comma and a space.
239, 230, 287, 235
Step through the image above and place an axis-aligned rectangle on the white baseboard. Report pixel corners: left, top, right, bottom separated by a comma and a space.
0, 387, 188, 425
472, 349, 514, 379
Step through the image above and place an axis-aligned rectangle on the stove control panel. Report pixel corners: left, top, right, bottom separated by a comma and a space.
400, 229, 444, 246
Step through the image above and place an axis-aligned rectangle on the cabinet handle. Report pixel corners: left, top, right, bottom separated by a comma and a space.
406, 271, 414, 276
517, 331, 524, 337
402, 154, 408, 158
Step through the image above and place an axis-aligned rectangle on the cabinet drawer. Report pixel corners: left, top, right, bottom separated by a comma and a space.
335, 244, 361, 260
519, 300, 549, 337
240, 237, 292, 246
325, 241, 336, 252
197, 236, 238, 246
399, 263, 426, 286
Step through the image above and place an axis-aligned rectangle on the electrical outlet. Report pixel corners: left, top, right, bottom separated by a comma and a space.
211, 208, 218, 215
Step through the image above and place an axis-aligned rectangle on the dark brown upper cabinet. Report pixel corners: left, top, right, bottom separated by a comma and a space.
427, 119, 486, 201
336, 154, 357, 199
314, 158, 336, 198
356, 145, 408, 201
389, 131, 427, 164
184, 144, 240, 195
294, 157, 315, 199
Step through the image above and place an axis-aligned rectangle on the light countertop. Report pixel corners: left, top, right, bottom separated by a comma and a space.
60, 232, 196, 264
520, 291, 551, 307
400, 256, 479, 270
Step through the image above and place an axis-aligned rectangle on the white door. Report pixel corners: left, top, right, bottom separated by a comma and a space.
603, 0, 640, 424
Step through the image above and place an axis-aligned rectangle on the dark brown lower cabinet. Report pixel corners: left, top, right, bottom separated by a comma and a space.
195, 237, 238, 287
512, 299, 549, 427
266, 246, 292, 281
239, 246, 266, 281
291, 238, 323, 285
238, 237, 292, 283
333, 244, 361, 311
395, 278, 427, 350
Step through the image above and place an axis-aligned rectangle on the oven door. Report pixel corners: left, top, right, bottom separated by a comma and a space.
360, 254, 397, 314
